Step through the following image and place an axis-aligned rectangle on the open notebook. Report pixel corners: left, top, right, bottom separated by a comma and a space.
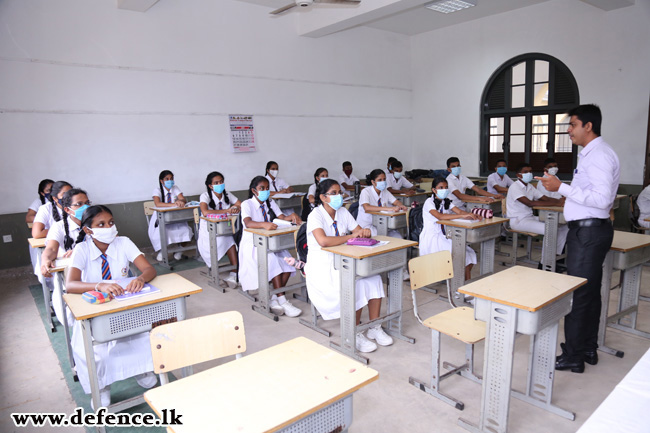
112, 277, 161, 301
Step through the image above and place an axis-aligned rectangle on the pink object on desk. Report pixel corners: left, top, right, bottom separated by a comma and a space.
205, 213, 230, 220
346, 238, 379, 246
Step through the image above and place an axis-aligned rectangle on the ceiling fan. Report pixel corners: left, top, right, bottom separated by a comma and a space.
270, 0, 361, 16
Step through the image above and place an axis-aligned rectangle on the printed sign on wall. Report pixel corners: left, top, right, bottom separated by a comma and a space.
229, 115, 256, 153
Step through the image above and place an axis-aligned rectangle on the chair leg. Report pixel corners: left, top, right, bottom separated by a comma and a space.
512, 232, 518, 266
299, 303, 332, 337
525, 235, 533, 261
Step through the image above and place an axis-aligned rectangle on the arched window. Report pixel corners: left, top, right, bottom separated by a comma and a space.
480, 53, 579, 178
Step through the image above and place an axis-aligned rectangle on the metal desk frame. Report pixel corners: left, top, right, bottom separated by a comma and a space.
369, 211, 407, 237
536, 207, 566, 273
199, 216, 238, 292
30, 239, 55, 332
154, 206, 199, 270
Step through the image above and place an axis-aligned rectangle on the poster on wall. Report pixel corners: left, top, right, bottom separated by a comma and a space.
229, 115, 257, 153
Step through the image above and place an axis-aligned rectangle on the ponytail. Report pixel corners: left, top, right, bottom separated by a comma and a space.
62, 212, 74, 251
61, 188, 88, 251
50, 181, 72, 223
206, 184, 216, 210
38, 179, 54, 205
265, 199, 277, 222
158, 170, 173, 200
205, 171, 229, 210
313, 167, 327, 186
432, 176, 450, 211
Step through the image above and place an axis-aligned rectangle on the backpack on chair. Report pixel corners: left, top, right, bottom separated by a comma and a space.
348, 201, 360, 220
408, 203, 425, 242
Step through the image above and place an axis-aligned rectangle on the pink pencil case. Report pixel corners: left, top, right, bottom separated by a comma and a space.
205, 213, 230, 220
471, 208, 493, 219
347, 238, 379, 246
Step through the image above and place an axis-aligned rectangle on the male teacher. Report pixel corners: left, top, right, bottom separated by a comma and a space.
536, 104, 620, 373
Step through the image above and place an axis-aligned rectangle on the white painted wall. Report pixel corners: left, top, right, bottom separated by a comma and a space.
410, 0, 650, 183
0, 0, 412, 214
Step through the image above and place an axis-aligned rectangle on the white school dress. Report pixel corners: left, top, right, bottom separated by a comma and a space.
29, 198, 43, 213
32, 201, 62, 282
197, 191, 238, 265
29, 200, 46, 272
446, 173, 475, 211
237, 198, 295, 292
147, 185, 193, 252
386, 173, 413, 190
45, 217, 81, 326
506, 180, 568, 256
419, 197, 477, 266
487, 172, 513, 195
305, 206, 384, 320
267, 174, 295, 216
69, 236, 154, 394
339, 172, 360, 186
356, 186, 402, 238
638, 185, 650, 229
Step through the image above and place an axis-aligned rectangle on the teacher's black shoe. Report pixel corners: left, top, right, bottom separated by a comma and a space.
584, 350, 598, 366
555, 353, 585, 373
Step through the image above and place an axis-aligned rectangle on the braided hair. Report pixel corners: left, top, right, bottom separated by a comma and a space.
38, 179, 54, 205
314, 179, 340, 207
49, 181, 72, 222
60, 188, 88, 251
248, 176, 277, 222
158, 170, 173, 201
432, 177, 451, 211
205, 171, 230, 210
313, 167, 327, 186
75, 205, 113, 244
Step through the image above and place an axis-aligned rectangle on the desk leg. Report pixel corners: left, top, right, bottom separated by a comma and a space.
330, 256, 368, 364
157, 212, 171, 270
541, 213, 558, 272
609, 265, 650, 339
376, 215, 388, 237
37, 248, 55, 332
251, 235, 278, 321
386, 266, 415, 344
598, 252, 624, 357
459, 302, 517, 433
479, 239, 495, 276
511, 323, 575, 420
449, 227, 467, 306
207, 221, 225, 292
56, 273, 77, 379
81, 319, 105, 433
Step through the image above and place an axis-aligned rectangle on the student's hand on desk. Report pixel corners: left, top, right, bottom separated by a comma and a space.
493, 194, 504, 199
97, 282, 124, 297
479, 197, 494, 203
62, 250, 74, 258
40, 260, 54, 278
359, 228, 372, 238
263, 222, 278, 230
465, 213, 482, 221
289, 214, 302, 225
228, 207, 240, 214
125, 277, 145, 293
404, 190, 416, 196
175, 200, 186, 208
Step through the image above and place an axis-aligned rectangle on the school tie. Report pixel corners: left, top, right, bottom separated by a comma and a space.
100, 253, 112, 280
272, 180, 277, 191
260, 204, 268, 222
166, 192, 172, 203
377, 198, 382, 208
218, 202, 223, 210
333, 221, 340, 236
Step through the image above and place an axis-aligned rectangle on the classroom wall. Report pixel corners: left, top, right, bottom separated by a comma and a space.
409, 0, 650, 181
0, 0, 412, 269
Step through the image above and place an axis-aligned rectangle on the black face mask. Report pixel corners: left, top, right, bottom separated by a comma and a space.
44, 193, 51, 200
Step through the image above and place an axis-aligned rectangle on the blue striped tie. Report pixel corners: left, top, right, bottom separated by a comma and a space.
260, 205, 268, 222
333, 221, 340, 236
166, 192, 172, 203
100, 254, 112, 280
378, 198, 382, 208
218, 202, 223, 210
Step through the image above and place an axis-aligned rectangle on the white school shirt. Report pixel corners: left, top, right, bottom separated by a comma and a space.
240, 197, 283, 244
266, 174, 289, 192
386, 173, 413, 190
536, 179, 563, 199
487, 172, 513, 195
638, 185, 650, 221
558, 137, 620, 221
199, 190, 238, 212
46, 217, 81, 256
152, 184, 183, 204
70, 236, 143, 282
34, 201, 60, 229
308, 183, 319, 198
356, 186, 398, 229
339, 172, 360, 186
307, 206, 357, 255
506, 180, 543, 221
29, 198, 43, 212
446, 174, 475, 209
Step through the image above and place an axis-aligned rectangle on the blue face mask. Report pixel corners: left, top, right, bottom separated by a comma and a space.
394, 171, 402, 179
44, 193, 51, 200
496, 167, 508, 176
328, 194, 344, 210
257, 190, 270, 202
164, 180, 174, 189
213, 184, 225, 194
451, 166, 462, 177
521, 172, 533, 183
376, 181, 387, 191
436, 189, 450, 200
74, 204, 89, 221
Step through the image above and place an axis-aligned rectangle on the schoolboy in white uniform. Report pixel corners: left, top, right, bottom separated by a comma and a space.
386, 160, 416, 196
487, 159, 513, 195
446, 157, 503, 210
339, 161, 360, 190
537, 158, 563, 199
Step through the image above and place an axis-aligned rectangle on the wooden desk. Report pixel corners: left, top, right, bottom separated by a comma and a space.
367, 210, 407, 237
244, 225, 305, 321
437, 217, 509, 304
322, 236, 417, 364
144, 337, 378, 433
27, 222, 33, 229
395, 191, 432, 207
613, 194, 625, 210
64, 273, 202, 431
272, 193, 304, 212
464, 197, 503, 216
534, 206, 566, 272
199, 215, 238, 292
28, 237, 54, 332
152, 205, 200, 270
458, 267, 587, 433
598, 231, 650, 358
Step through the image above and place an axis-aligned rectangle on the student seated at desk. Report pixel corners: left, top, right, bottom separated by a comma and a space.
198, 171, 240, 284
339, 161, 361, 190
265, 160, 294, 196
66, 205, 158, 408
386, 160, 417, 196
147, 170, 193, 262
446, 157, 503, 210
536, 158, 563, 199
305, 179, 392, 353
384, 156, 398, 176
506, 162, 568, 268
356, 169, 408, 237
637, 184, 650, 229
32, 180, 72, 239
238, 176, 302, 317
487, 159, 513, 195
308, 167, 330, 207
26, 178, 53, 225
420, 177, 481, 281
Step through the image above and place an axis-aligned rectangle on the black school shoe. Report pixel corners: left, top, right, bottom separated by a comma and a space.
555, 343, 585, 373
584, 349, 598, 366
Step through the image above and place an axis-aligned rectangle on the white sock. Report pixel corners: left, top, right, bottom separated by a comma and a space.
271, 294, 278, 301
277, 295, 287, 305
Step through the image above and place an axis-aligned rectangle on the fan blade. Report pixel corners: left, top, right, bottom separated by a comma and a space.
270, 3, 297, 15
316, 0, 361, 4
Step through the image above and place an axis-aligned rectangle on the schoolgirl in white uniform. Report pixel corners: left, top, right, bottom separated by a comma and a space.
265, 161, 295, 216
26, 178, 53, 225
308, 167, 329, 206
66, 205, 158, 408
147, 170, 193, 262
198, 171, 241, 284
419, 177, 481, 281
32, 181, 72, 239
40, 188, 90, 326
305, 179, 392, 353
238, 176, 302, 317
356, 169, 408, 237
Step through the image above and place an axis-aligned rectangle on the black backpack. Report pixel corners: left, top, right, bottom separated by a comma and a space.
301, 194, 313, 222
348, 201, 360, 220
233, 213, 243, 246
296, 224, 308, 264
408, 203, 424, 242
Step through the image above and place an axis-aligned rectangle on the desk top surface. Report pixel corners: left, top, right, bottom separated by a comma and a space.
28, 237, 46, 248
144, 337, 378, 433
395, 191, 432, 197
64, 273, 202, 320
459, 266, 587, 311
534, 205, 565, 212
244, 224, 301, 238
152, 205, 199, 213
50, 257, 72, 273
27, 222, 33, 229
199, 215, 238, 224
437, 216, 508, 229
367, 210, 407, 217
463, 197, 503, 204
611, 230, 650, 252
322, 235, 416, 259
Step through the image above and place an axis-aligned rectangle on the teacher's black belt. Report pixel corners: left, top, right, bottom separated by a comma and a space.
567, 218, 611, 229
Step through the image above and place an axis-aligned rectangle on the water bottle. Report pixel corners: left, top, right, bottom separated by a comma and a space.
354, 181, 360, 200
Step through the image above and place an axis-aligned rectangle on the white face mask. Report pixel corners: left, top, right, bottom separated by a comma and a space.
90, 225, 118, 244
269, 170, 279, 178
547, 167, 559, 176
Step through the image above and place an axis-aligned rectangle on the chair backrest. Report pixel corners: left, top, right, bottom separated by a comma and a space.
408, 250, 453, 290
144, 201, 155, 224
150, 311, 246, 375
420, 182, 432, 192
193, 207, 200, 225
